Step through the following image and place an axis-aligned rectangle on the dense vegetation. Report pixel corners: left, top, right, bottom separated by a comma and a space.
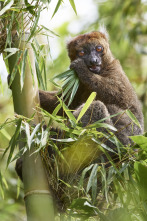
0, 0, 147, 220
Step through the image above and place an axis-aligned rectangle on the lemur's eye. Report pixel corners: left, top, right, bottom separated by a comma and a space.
96, 46, 103, 52
78, 50, 85, 56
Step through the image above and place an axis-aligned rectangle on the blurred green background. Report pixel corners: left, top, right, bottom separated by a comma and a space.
0, 0, 147, 220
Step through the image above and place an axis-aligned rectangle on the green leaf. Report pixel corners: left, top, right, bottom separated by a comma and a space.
130, 135, 147, 151
5, 10, 15, 48
69, 0, 77, 14
87, 122, 117, 131
86, 164, 98, 199
70, 198, 97, 217
41, 25, 59, 37
0, 0, 14, 16
76, 92, 96, 123
28, 7, 41, 42
134, 161, 147, 200
68, 76, 79, 106
8, 50, 23, 87
20, 49, 28, 90
24, 0, 36, 15
53, 69, 74, 81
58, 96, 76, 123
4, 48, 20, 59
52, 0, 63, 18
30, 123, 41, 146
78, 164, 94, 189
126, 109, 141, 128
6, 119, 22, 166
31, 43, 45, 90
61, 78, 75, 99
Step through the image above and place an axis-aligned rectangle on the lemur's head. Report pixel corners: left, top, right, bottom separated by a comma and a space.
67, 30, 114, 74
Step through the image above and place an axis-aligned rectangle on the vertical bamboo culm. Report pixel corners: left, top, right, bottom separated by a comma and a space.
8, 1, 54, 220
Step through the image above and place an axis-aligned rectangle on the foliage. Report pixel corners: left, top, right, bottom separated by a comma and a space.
1, 95, 147, 220
0, 0, 147, 220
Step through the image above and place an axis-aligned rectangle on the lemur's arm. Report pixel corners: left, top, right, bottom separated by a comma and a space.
39, 90, 59, 113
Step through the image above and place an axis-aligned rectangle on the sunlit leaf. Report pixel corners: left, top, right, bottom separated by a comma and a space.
0, 0, 14, 16
69, 0, 77, 14
130, 135, 147, 151
76, 92, 96, 123
4, 48, 20, 59
52, 0, 63, 18
28, 6, 41, 42
134, 161, 147, 200
41, 25, 59, 37
20, 48, 28, 90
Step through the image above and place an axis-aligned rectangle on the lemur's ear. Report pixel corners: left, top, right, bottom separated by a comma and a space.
99, 24, 109, 41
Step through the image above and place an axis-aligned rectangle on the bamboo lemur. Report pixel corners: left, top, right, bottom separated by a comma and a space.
16, 30, 144, 179
40, 30, 144, 145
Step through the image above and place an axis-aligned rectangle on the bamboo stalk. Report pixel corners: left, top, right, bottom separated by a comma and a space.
8, 2, 54, 220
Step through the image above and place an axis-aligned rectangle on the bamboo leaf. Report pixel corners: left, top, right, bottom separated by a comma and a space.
58, 96, 76, 123
5, 10, 15, 48
41, 25, 59, 37
7, 119, 22, 167
61, 78, 75, 98
53, 69, 74, 81
32, 43, 45, 90
52, 0, 63, 18
20, 49, 28, 90
24, 122, 31, 149
76, 92, 96, 123
68, 77, 79, 106
87, 122, 117, 131
30, 123, 41, 145
51, 137, 76, 143
24, 0, 36, 15
130, 135, 147, 151
4, 48, 20, 59
0, 0, 14, 16
28, 7, 41, 42
8, 50, 23, 87
126, 109, 141, 128
69, 0, 77, 14
86, 164, 98, 193
78, 164, 94, 189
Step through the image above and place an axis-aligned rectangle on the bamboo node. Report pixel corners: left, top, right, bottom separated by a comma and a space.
24, 190, 52, 200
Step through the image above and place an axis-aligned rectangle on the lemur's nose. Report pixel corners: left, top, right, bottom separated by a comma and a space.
90, 57, 98, 65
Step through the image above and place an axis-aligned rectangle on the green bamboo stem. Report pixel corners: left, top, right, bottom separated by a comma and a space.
8, 35, 54, 221
7, 6, 54, 220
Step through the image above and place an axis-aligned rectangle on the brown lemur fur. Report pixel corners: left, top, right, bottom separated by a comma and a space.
16, 30, 144, 179
40, 30, 144, 143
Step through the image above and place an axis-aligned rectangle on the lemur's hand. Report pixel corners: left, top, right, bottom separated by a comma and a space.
70, 58, 89, 79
